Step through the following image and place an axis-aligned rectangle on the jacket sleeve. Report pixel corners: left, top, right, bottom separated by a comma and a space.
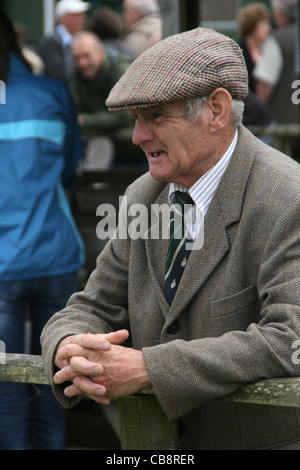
41, 193, 131, 408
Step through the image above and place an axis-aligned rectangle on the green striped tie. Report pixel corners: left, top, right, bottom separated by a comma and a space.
165, 191, 194, 304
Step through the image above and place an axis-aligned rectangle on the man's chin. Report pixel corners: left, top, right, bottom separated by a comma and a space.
80, 71, 96, 80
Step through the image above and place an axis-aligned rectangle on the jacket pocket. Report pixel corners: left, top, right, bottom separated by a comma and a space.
210, 286, 258, 317
210, 285, 257, 317
209, 285, 260, 335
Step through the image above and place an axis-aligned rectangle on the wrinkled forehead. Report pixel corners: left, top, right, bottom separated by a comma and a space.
130, 100, 186, 116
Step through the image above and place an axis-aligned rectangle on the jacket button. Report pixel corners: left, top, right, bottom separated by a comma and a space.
167, 321, 179, 335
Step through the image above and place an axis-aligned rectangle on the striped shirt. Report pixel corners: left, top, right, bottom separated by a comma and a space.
168, 130, 238, 241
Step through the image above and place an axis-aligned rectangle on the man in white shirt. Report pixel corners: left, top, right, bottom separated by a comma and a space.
40, 0, 90, 82
121, 0, 162, 56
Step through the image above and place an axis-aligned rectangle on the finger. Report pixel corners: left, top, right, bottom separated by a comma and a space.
57, 333, 111, 351
64, 375, 111, 404
56, 343, 96, 363
105, 329, 130, 345
63, 377, 110, 404
69, 355, 103, 376
86, 394, 111, 405
55, 335, 91, 368
73, 330, 129, 350
56, 344, 86, 363
62, 382, 82, 397
67, 332, 112, 351
54, 357, 103, 384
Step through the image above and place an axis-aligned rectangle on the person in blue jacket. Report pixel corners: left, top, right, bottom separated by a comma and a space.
0, 13, 85, 449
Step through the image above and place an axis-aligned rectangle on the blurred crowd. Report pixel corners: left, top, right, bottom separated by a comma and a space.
8, 0, 300, 167
38, 0, 162, 168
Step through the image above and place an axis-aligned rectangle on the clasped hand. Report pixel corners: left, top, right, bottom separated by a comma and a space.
53, 329, 151, 405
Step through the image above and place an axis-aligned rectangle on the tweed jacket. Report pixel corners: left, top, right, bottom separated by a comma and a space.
41, 125, 300, 450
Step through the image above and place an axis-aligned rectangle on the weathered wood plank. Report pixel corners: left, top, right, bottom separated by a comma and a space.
118, 395, 180, 450
0, 353, 49, 385
1, 354, 300, 409
223, 377, 300, 408
2, 354, 300, 450
247, 124, 300, 137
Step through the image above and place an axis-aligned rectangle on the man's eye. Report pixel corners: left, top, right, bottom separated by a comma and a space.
152, 113, 163, 122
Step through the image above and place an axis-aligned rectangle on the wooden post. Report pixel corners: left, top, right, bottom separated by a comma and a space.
118, 394, 180, 450
247, 123, 300, 157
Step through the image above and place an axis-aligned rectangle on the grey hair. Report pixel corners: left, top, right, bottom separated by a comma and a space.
270, 0, 297, 21
183, 96, 244, 129
127, 0, 160, 15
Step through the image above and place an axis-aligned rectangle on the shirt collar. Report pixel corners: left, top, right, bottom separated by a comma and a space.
56, 24, 73, 46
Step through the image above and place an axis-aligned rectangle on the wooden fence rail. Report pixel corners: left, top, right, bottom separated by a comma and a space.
247, 123, 300, 155
1, 353, 300, 449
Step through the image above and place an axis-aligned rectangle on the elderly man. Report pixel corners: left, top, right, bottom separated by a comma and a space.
40, 0, 90, 82
70, 31, 143, 166
121, 0, 162, 55
41, 28, 300, 450
70, 31, 132, 133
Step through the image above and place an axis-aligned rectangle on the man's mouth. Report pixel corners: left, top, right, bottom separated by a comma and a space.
148, 151, 165, 158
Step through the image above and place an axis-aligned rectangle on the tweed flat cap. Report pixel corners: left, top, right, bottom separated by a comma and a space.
106, 27, 248, 111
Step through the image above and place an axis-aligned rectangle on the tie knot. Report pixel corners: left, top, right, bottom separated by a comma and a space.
173, 191, 194, 208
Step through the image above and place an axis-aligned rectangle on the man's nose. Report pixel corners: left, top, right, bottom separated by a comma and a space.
132, 120, 154, 146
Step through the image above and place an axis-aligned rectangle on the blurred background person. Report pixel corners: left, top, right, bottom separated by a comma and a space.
238, 2, 282, 104
269, 0, 298, 125
269, 0, 300, 163
89, 6, 137, 61
70, 31, 145, 167
14, 22, 45, 75
0, 12, 84, 449
121, 0, 162, 56
40, 0, 90, 82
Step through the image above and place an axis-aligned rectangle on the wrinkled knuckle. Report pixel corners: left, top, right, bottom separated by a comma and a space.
62, 367, 72, 381
62, 344, 73, 355
69, 356, 80, 369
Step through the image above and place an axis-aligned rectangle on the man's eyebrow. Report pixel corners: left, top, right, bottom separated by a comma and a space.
132, 105, 165, 115
145, 105, 163, 113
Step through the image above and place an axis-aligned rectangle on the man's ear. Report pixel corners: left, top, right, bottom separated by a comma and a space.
206, 88, 232, 132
